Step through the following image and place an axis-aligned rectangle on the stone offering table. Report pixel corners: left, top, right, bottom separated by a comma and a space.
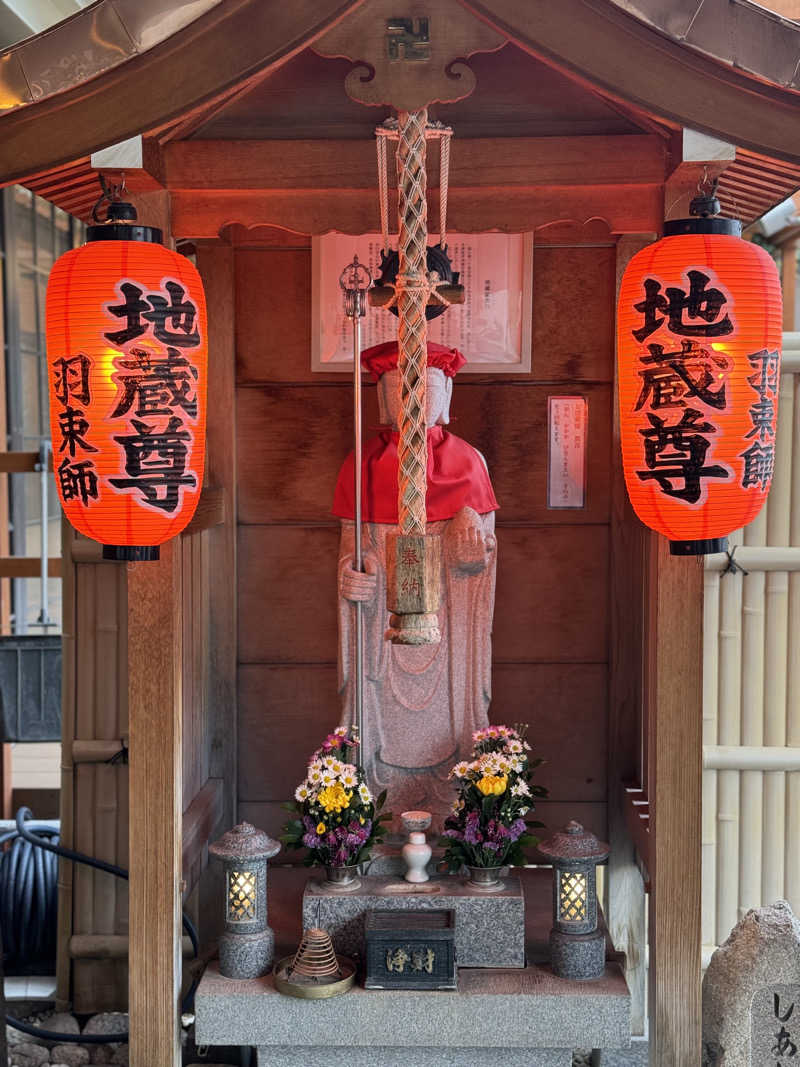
195, 867, 631, 1067
303, 871, 525, 968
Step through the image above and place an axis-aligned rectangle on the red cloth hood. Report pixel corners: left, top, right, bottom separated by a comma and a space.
332, 425, 498, 523
361, 341, 466, 382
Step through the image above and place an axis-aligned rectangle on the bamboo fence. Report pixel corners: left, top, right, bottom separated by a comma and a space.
702, 335, 800, 964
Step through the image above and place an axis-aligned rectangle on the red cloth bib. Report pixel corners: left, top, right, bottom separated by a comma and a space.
332, 425, 499, 523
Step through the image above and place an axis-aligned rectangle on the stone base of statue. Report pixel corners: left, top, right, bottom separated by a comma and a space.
302, 872, 525, 968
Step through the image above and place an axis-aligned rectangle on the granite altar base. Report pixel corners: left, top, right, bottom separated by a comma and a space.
302, 872, 525, 968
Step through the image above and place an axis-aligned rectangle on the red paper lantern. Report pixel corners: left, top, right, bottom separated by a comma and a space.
46, 202, 207, 560
617, 206, 782, 555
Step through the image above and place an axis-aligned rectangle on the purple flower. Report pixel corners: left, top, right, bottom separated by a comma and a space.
443, 828, 464, 841
464, 811, 483, 846
484, 841, 500, 852
508, 818, 526, 842
333, 846, 349, 865
302, 832, 321, 848
302, 815, 317, 833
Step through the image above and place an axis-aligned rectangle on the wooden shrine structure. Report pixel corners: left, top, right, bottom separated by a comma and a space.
0, 1, 799, 1063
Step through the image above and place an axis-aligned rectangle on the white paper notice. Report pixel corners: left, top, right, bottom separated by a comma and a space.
548, 396, 588, 509
312, 232, 532, 372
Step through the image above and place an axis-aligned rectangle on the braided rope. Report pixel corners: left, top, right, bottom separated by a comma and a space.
439, 129, 451, 248
376, 133, 390, 255
395, 109, 429, 536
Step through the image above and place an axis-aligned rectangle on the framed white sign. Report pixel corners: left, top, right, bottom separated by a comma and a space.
547, 396, 588, 510
311, 232, 533, 373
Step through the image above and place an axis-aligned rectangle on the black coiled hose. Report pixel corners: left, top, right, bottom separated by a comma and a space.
3, 807, 201, 1045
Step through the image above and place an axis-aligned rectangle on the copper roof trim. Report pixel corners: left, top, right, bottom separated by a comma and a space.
0, 0, 223, 113
608, 0, 800, 89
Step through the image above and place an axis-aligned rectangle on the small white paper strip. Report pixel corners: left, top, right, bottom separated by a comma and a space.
548, 396, 588, 509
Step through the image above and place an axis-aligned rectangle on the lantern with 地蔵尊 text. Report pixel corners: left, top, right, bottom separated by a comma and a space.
617, 193, 782, 555
45, 198, 207, 561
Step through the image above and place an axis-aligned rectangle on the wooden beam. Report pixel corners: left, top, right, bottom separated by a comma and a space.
172, 184, 665, 239
70, 934, 193, 959
184, 486, 226, 535
196, 240, 238, 843
782, 237, 797, 332
182, 777, 224, 890
0, 558, 62, 578
0, 451, 52, 472
607, 233, 654, 1037
645, 534, 703, 1066
164, 136, 667, 190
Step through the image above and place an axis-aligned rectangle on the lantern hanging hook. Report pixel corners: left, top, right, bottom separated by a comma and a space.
91, 172, 129, 224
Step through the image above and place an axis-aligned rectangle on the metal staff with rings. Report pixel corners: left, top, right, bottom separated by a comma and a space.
339, 255, 372, 766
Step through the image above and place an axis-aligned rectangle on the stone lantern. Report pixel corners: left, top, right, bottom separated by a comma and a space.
538, 820, 610, 980
209, 821, 281, 978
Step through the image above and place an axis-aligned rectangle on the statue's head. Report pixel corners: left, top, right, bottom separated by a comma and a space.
361, 342, 465, 431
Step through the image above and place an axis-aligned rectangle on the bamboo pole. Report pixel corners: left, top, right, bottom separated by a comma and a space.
716, 526, 742, 945
763, 373, 794, 906
740, 502, 766, 917
702, 566, 719, 951
786, 369, 800, 913
705, 746, 800, 771
705, 546, 800, 571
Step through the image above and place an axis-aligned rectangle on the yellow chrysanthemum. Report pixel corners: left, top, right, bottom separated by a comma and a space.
477, 773, 508, 797
316, 822, 326, 835
318, 782, 351, 814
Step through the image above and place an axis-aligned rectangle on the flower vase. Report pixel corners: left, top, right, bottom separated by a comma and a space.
401, 810, 432, 883
466, 865, 504, 892
323, 863, 361, 892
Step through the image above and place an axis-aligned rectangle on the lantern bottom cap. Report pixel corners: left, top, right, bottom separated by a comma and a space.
102, 544, 160, 562
669, 537, 728, 557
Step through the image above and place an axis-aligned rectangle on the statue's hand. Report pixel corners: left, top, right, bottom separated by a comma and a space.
340, 553, 378, 602
451, 523, 496, 575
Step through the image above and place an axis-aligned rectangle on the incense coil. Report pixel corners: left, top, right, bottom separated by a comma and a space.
287, 927, 341, 980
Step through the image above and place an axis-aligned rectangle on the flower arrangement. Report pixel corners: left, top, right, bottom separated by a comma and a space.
281, 727, 390, 867
440, 724, 547, 871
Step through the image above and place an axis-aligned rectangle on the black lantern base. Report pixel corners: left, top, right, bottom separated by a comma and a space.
550, 928, 605, 980
669, 537, 727, 557
102, 545, 160, 562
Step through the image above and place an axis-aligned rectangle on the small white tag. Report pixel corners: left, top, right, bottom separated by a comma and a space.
548, 396, 588, 509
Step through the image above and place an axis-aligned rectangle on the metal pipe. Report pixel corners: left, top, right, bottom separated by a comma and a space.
704, 746, 800, 772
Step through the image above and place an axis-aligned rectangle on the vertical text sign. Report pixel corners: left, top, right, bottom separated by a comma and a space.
548, 396, 588, 509
751, 984, 800, 1065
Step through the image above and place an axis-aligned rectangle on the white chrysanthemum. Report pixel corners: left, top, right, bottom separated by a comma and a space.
341, 769, 357, 788
519, 805, 530, 816
510, 758, 524, 773
322, 755, 339, 769
321, 771, 336, 786
308, 765, 323, 784
523, 741, 531, 751
507, 739, 523, 753
511, 779, 530, 797
358, 783, 372, 804
334, 726, 348, 736
452, 761, 470, 778
295, 783, 311, 803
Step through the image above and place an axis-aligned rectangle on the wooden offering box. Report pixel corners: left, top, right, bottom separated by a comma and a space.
365, 909, 457, 990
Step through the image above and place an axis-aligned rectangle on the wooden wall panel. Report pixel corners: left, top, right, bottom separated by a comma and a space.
237, 385, 371, 524
238, 664, 339, 803
493, 526, 609, 663
238, 526, 340, 664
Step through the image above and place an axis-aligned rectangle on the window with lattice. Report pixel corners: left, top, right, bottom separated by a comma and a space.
227, 869, 257, 921
559, 871, 587, 922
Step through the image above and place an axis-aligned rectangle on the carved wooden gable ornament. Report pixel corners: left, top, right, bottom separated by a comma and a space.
313, 0, 507, 109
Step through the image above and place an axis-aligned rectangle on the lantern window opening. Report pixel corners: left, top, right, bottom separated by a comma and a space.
558, 870, 588, 923
227, 868, 258, 922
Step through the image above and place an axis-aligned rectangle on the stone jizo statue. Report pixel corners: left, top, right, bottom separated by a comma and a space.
333, 341, 498, 829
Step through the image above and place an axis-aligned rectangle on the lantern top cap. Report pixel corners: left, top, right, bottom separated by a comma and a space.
538, 821, 610, 862
209, 821, 280, 861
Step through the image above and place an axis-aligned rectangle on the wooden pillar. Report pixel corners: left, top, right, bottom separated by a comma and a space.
126, 190, 183, 1067
608, 234, 655, 1037
646, 535, 703, 1066
128, 541, 183, 1067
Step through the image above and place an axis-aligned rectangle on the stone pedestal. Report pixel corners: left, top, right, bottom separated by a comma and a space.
302, 872, 525, 968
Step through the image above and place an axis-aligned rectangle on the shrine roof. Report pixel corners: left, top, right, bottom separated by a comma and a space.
0, 0, 798, 225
